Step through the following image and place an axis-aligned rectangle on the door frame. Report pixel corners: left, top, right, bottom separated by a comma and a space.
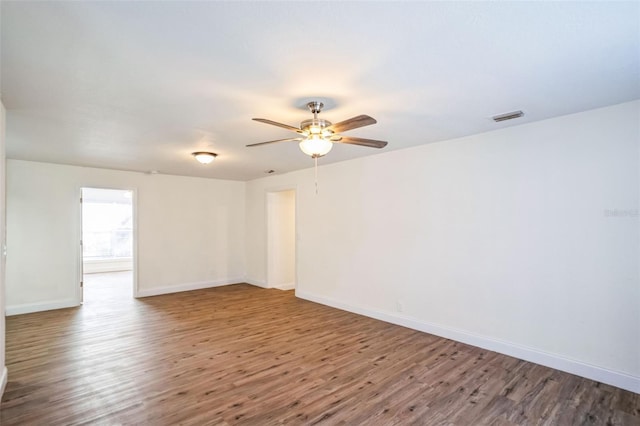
78, 186, 139, 303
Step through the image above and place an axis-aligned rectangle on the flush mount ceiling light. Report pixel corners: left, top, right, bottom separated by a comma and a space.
192, 152, 217, 164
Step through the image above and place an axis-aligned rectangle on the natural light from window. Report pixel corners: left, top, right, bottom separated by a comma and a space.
82, 189, 133, 260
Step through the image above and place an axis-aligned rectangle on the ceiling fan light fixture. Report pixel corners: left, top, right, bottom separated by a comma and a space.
192, 151, 217, 164
299, 135, 333, 158
248, 100, 387, 156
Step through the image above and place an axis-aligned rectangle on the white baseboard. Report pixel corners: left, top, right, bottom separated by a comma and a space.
274, 282, 295, 290
244, 279, 293, 290
244, 278, 268, 288
296, 290, 640, 394
6, 299, 78, 316
0, 366, 7, 400
137, 277, 245, 298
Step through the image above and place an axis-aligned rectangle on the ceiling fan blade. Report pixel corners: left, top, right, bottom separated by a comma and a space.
328, 115, 377, 133
246, 137, 303, 147
332, 136, 388, 149
252, 118, 303, 133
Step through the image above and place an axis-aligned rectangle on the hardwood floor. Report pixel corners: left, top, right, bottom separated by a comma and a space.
1, 277, 638, 425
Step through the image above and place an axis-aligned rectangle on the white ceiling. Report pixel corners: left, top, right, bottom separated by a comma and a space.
1, 1, 639, 181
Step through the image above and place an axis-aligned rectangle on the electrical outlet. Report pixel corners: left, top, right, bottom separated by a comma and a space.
396, 301, 403, 312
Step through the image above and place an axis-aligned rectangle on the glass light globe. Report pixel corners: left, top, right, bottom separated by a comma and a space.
299, 135, 333, 158
192, 152, 217, 164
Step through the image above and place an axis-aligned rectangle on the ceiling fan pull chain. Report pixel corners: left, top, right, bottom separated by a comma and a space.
314, 156, 319, 195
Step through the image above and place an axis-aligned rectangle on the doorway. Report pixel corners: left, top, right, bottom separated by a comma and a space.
266, 189, 296, 290
81, 187, 136, 303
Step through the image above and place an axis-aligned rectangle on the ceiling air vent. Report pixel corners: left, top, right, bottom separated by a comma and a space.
492, 110, 524, 122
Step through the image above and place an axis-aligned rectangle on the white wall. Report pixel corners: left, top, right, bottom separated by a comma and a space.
267, 190, 296, 289
0, 100, 7, 398
246, 100, 640, 393
6, 161, 246, 313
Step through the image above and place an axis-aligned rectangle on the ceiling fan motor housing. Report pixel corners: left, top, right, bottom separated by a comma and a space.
300, 118, 333, 136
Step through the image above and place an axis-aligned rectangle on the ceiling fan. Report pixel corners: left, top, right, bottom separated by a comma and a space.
247, 101, 388, 158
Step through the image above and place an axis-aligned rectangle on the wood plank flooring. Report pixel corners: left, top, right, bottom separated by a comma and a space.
1, 275, 639, 425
